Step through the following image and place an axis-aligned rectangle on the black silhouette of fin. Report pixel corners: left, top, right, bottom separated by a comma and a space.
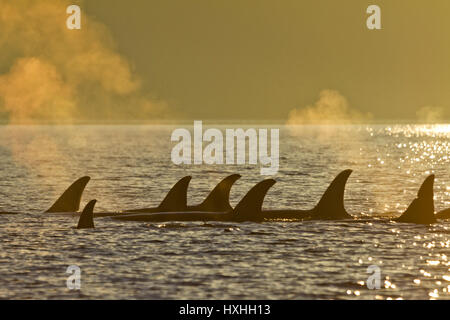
233, 179, 276, 222
395, 175, 436, 225
157, 176, 192, 211
311, 170, 353, 220
46, 176, 90, 213
77, 200, 96, 229
436, 208, 450, 220
195, 174, 241, 212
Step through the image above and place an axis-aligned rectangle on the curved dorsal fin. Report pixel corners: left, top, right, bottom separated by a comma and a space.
46, 176, 90, 213
417, 174, 434, 200
311, 170, 353, 219
157, 176, 191, 211
77, 199, 96, 229
233, 179, 276, 222
195, 174, 241, 212
395, 175, 436, 224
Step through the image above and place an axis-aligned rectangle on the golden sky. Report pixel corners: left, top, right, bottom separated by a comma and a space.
0, 0, 449, 122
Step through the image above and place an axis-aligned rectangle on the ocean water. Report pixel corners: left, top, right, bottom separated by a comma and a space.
0, 124, 448, 299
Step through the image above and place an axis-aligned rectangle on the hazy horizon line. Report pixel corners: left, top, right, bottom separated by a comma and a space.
0, 118, 449, 126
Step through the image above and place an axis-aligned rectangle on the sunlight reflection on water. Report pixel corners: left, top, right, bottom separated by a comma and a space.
0, 124, 448, 299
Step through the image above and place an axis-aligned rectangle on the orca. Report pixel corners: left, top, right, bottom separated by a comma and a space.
336, 174, 438, 225
125, 175, 192, 213
0, 176, 90, 215
393, 175, 436, 225
185, 174, 241, 212
77, 200, 97, 229
121, 174, 241, 214
348, 175, 438, 225
436, 208, 450, 220
46, 176, 91, 213
86, 175, 193, 218
261, 170, 353, 221
111, 179, 276, 222
260, 171, 441, 225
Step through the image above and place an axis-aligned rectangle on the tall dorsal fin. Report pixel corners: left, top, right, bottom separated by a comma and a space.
417, 175, 434, 200
195, 174, 241, 212
233, 179, 276, 222
395, 175, 436, 224
157, 176, 191, 211
77, 200, 96, 229
311, 170, 353, 220
45, 176, 90, 213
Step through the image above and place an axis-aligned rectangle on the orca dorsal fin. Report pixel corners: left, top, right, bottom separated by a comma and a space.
233, 179, 276, 222
436, 208, 450, 220
395, 175, 436, 224
46, 176, 90, 213
312, 169, 353, 219
77, 200, 96, 229
195, 174, 241, 211
157, 176, 191, 211
417, 174, 434, 200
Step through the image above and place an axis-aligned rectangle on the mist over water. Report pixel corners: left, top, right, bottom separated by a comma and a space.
0, 124, 448, 299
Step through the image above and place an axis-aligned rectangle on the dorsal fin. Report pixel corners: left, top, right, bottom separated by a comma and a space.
395, 175, 436, 224
195, 174, 241, 212
311, 170, 353, 220
417, 175, 434, 200
233, 179, 276, 222
436, 208, 450, 220
45, 176, 90, 213
157, 176, 191, 211
77, 200, 96, 229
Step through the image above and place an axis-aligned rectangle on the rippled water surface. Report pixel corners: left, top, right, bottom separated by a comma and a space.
0, 124, 448, 299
